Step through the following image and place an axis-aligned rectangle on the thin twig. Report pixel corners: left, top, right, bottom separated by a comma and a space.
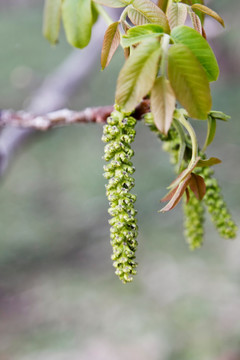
0, 100, 150, 131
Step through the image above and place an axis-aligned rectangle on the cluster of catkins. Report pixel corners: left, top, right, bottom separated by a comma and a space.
103, 109, 237, 283
102, 107, 138, 283
144, 112, 237, 249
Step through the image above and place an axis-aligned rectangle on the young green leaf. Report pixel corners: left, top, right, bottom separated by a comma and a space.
130, 0, 170, 32
171, 26, 219, 82
116, 39, 161, 112
167, 2, 188, 30
127, 7, 150, 26
62, 0, 92, 49
197, 157, 221, 167
150, 76, 176, 135
43, 0, 62, 45
101, 22, 120, 69
168, 44, 212, 119
192, 4, 225, 27
122, 24, 163, 47
181, 0, 204, 5
202, 116, 216, 151
92, 0, 127, 7
91, 2, 99, 25
209, 111, 230, 121
124, 24, 164, 36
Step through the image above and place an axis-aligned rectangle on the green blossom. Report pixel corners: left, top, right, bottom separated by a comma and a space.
183, 191, 205, 250
102, 108, 138, 283
195, 166, 237, 239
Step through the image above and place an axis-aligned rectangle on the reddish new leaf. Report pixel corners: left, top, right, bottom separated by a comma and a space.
161, 185, 178, 203
168, 156, 201, 190
101, 22, 120, 69
160, 173, 192, 212
189, 173, 206, 200
167, 2, 188, 30
130, 0, 170, 32
189, 11, 202, 35
185, 187, 190, 203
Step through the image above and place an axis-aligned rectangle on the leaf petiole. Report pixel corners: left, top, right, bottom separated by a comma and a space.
174, 109, 198, 165
120, 5, 131, 25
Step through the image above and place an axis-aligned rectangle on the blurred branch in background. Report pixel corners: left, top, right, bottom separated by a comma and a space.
0, 14, 109, 176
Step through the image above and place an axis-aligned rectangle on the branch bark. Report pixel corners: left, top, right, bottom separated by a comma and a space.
0, 100, 150, 131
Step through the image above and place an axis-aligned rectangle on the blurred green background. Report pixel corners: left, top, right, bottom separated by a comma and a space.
0, 1, 240, 359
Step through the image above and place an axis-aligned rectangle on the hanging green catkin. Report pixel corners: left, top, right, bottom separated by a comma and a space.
102, 107, 138, 283
183, 190, 205, 249
194, 165, 237, 239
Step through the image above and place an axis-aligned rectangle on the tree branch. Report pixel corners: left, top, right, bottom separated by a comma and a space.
0, 100, 150, 131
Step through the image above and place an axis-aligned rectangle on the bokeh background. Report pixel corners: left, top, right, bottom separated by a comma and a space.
0, 1, 240, 359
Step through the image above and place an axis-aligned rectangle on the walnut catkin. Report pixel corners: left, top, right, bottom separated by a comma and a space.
102, 107, 138, 283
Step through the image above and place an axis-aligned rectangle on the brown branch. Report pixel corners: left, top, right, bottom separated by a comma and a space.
0, 100, 150, 131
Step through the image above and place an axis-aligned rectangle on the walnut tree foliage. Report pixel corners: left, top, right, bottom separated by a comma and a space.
43, 0, 237, 283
